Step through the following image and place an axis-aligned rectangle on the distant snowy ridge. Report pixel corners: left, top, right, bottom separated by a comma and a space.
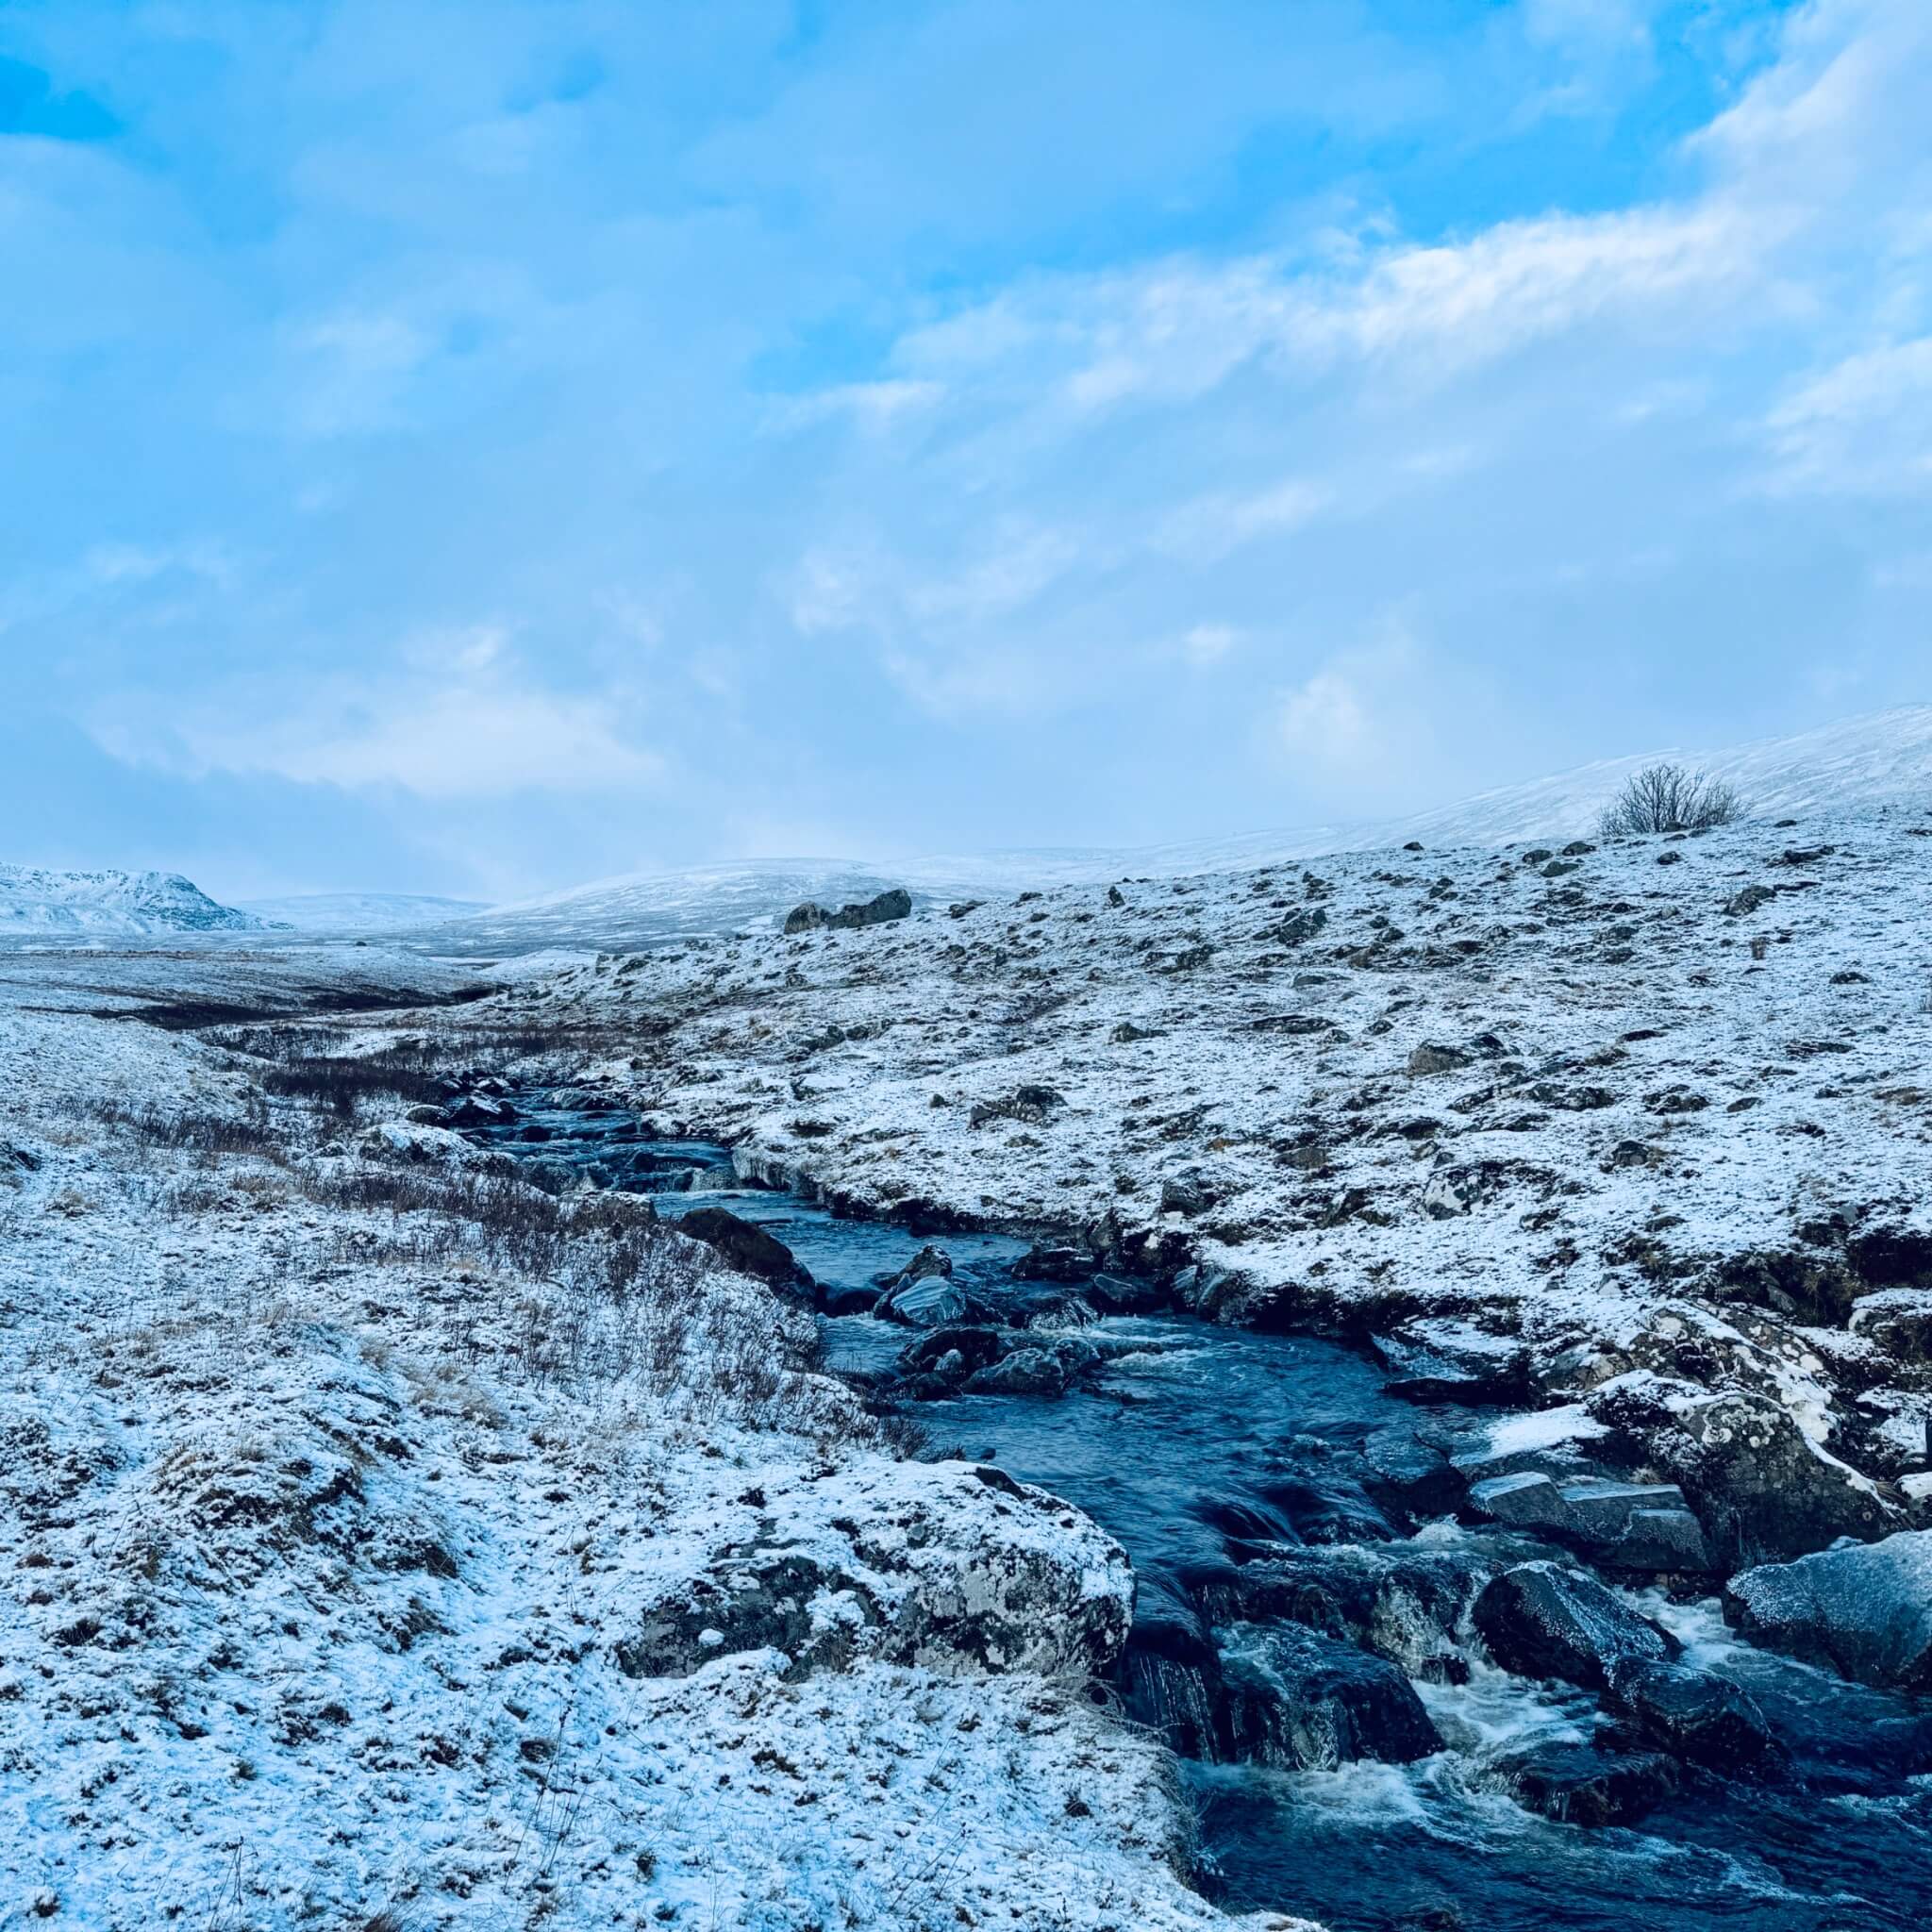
400, 704, 1932, 957
0, 865, 280, 939
237, 891, 489, 933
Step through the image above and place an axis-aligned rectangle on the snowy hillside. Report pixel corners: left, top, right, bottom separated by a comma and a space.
397, 705, 1932, 958
237, 891, 490, 933
0, 865, 280, 941
400, 860, 921, 958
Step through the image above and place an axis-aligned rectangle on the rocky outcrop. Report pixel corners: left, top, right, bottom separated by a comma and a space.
1723, 1530, 1932, 1691
1217, 1623, 1441, 1769
614, 1460, 1133, 1684
784, 888, 913, 935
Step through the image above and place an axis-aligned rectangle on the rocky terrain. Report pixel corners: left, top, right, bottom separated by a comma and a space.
451, 803, 1932, 1584
0, 955, 1300, 1932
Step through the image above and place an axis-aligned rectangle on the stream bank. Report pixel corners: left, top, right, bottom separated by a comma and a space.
462, 1080, 1932, 1932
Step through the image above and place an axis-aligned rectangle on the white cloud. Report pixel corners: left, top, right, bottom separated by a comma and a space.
1180, 624, 1241, 667
1273, 625, 1431, 777
1763, 336, 1932, 494
770, 379, 943, 435
1158, 478, 1332, 563
90, 628, 662, 800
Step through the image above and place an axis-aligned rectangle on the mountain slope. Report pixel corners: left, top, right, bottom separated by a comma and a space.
238, 891, 490, 933
394, 705, 1932, 958
0, 866, 279, 941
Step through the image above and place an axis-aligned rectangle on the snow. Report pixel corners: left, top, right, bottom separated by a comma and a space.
0, 865, 280, 941
449, 799, 1931, 1526
0, 960, 1302, 1932
237, 892, 491, 932
371, 704, 1932, 958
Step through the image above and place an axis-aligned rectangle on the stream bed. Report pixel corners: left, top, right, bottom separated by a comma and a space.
473, 1090, 1932, 1932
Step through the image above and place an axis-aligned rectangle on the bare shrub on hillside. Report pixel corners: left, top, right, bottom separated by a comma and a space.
1599, 762, 1745, 836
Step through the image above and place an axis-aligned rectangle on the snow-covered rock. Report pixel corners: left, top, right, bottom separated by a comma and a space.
1723, 1530, 1932, 1690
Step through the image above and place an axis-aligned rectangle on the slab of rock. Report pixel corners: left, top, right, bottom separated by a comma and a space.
675, 1207, 817, 1306
1723, 1530, 1932, 1691
1468, 1473, 1712, 1573
784, 888, 912, 935
1473, 1561, 1675, 1690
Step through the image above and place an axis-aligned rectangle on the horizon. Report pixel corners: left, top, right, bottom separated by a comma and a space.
6, 1, 1931, 903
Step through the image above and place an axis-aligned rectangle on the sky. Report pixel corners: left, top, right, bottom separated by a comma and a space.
2, 0, 1928, 904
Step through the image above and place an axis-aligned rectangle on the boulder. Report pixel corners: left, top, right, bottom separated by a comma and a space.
1472, 1561, 1675, 1690
1217, 1624, 1441, 1769
877, 1272, 996, 1328
674, 1207, 816, 1306
614, 1461, 1130, 1684
1467, 1473, 1712, 1574
1722, 1530, 1932, 1691
785, 888, 913, 936
1607, 1659, 1780, 1774
1011, 1241, 1096, 1283
1497, 1740, 1679, 1826
962, 1347, 1068, 1398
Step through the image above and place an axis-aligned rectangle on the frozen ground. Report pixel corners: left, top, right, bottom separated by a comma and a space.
462, 803, 1932, 1552
0, 956, 1301, 1932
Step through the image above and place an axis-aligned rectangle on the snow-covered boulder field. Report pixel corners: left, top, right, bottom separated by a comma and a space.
0, 964, 1305, 1932
476, 805, 1932, 1577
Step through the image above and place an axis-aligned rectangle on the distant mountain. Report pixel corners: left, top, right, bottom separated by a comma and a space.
238, 891, 491, 933
381, 704, 1932, 958
0, 866, 282, 941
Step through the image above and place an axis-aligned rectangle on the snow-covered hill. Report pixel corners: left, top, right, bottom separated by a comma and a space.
397, 705, 1932, 958
237, 891, 489, 933
0, 865, 280, 941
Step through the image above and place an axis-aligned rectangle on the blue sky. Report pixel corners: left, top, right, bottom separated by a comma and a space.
2, 0, 1927, 902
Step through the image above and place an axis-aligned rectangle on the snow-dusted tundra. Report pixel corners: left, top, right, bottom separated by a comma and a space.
5, 795, 1932, 1928
0, 958, 1305, 1931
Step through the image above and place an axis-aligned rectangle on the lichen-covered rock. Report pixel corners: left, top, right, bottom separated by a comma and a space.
617, 1460, 1133, 1684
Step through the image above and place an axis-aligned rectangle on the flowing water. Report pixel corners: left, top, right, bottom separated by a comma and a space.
477, 1093, 1932, 1932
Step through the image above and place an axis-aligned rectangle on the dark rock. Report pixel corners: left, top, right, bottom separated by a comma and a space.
1159, 1173, 1217, 1217
961, 1347, 1068, 1398
1012, 1241, 1095, 1283
1472, 1561, 1675, 1690
897, 1325, 1008, 1385
675, 1208, 816, 1305
1083, 1271, 1171, 1316
1607, 1659, 1780, 1774
1468, 1473, 1712, 1574
877, 1272, 997, 1327
970, 1085, 1066, 1129
1497, 1739, 1679, 1826
1723, 1530, 1932, 1690
785, 888, 912, 935
1218, 1624, 1441, 1769
1607, 1386, 1896, 1567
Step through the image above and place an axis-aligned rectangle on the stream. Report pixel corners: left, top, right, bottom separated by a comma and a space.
472, 1089, 1932, 1932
